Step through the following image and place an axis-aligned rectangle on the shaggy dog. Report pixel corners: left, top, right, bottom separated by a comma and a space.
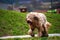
26, 12, 51, 37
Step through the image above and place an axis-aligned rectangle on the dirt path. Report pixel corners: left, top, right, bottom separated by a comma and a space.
0, 34, 60, 39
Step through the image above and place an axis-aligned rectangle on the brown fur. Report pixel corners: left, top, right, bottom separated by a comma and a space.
26, 12, 51, 37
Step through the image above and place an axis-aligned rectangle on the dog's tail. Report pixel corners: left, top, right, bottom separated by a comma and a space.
45, 21, 51, 29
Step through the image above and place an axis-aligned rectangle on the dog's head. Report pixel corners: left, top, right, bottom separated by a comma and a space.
26, 18, 33, 25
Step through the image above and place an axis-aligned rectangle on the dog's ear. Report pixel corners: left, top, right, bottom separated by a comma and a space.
33, 16, 39, 21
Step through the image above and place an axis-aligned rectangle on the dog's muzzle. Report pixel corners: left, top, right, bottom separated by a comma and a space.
27, 20, 33, 24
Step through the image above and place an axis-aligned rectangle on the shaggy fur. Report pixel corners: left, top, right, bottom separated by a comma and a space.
26, 12, 51, 37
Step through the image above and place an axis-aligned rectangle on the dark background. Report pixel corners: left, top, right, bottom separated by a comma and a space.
0, 0, 60, 11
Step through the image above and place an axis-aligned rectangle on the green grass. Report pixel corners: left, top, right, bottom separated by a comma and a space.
0, 10, 28, 36
47, 9, 57, 13
45, 13, 60, 33
0, 10, 60, 40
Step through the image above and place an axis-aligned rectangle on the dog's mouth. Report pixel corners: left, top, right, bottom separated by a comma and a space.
27, 21, 33, 24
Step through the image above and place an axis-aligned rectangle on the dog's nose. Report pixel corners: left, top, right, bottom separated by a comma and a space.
27, 21, 31, 23
27, 20, 32, 24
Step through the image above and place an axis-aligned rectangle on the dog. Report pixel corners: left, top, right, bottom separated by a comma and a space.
26, 12, 51, 37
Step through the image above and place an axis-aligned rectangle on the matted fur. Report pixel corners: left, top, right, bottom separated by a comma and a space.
26, 12, 51, 37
